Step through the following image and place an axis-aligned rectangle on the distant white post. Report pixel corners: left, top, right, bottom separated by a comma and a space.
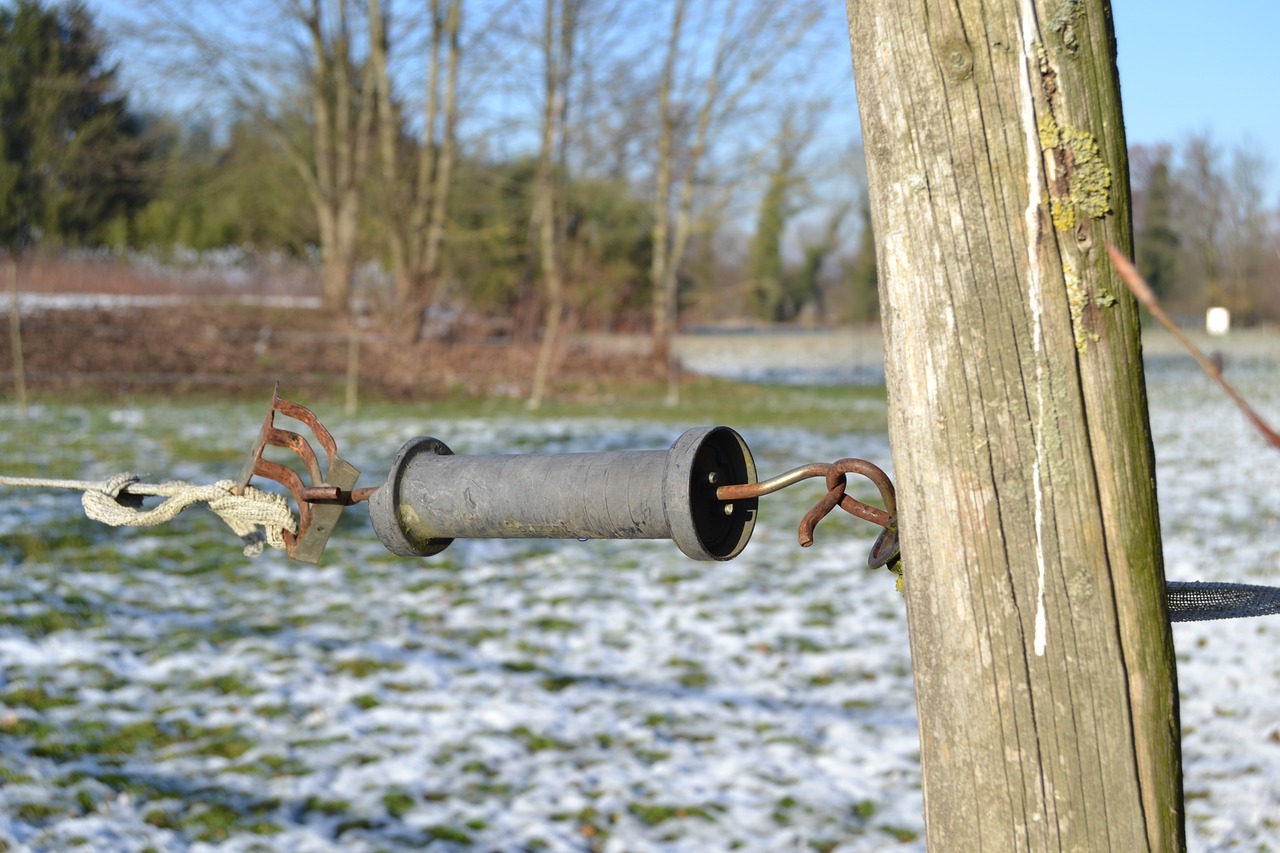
1206, 306, 1231, 336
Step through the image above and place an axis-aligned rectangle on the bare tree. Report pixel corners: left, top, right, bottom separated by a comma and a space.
648, 0, 823, 404
302, 0, 377, 310
1173, 133, 1274, 322
647, 0, 684, 400
1176, 133, 1226, 310
368, 0, 462, 332
1221, 144, 1271, 321
526, 0, 575, 410
125, 0, 377, 310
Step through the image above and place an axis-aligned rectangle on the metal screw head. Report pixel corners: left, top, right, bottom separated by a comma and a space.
707, 471, 719, 484
723, 503, 734, 516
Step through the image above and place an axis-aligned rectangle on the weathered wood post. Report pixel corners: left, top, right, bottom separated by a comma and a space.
845, 1, 1184, 848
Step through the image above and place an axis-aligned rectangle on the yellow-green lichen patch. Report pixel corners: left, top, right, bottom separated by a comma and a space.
1038, 115, 1111, 232
1038, 117, 1061, 150
1063, 257, 1098, 353
395, 504, 441, 553
1061, 125, 1111, 218
1033, 40, 1050, 74
1051, 197, 1076, 232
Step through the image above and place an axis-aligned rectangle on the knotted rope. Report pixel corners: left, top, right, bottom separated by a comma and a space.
0, 474, 297, 557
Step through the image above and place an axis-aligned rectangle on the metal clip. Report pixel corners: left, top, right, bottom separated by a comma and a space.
236, 384, 366, 563
714, 457, 899, 571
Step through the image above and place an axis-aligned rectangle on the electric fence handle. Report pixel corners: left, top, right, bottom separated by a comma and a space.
236, 387, 900, 569
8, 386, 1280, 622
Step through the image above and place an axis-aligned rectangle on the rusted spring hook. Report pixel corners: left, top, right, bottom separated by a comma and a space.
714, 458, 900, 570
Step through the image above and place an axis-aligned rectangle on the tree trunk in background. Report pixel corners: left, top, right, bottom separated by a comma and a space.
527, 0, 572, 411
648, 0, 683, 403
301, 0, 374, 312
647, 0, 823, 405
370, 0, 462, 333
845, 1, 1183, 849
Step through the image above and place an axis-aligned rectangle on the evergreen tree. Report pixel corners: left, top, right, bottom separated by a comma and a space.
1136, 157, 1179, 299
844, 189, 878, 322
0, 0, 150, 248
134, 116, 317, 254
747, 164, 789, 320
747, 128, 799, 321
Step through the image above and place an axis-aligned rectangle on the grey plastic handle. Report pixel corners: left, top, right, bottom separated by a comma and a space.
369, 426, 757, 561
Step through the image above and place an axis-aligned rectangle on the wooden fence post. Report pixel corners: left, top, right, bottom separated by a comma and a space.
845, 1, 1184, 848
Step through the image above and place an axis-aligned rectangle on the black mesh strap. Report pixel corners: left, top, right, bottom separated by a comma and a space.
1166, 581, 1280, 623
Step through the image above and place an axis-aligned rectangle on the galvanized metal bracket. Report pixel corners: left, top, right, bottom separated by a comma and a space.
236, 384, 361, 563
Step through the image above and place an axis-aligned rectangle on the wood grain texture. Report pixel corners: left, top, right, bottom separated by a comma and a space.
844, 1, 1183, 849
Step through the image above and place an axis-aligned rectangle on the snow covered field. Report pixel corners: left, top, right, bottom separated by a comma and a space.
1, 330, 1279, 852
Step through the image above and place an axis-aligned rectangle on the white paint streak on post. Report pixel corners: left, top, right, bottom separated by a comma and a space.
1015, 0, 1050, 657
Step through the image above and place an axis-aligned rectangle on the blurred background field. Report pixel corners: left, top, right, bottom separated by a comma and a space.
4, 0, 1280, 847
3, 328, 1280, 851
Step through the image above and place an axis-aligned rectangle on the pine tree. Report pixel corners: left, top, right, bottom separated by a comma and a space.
746, 123, 800, 322
746, 162, 790, 321
0, 0, 150, 248
844, 190, 878, 322
1137, 157, 1179, 299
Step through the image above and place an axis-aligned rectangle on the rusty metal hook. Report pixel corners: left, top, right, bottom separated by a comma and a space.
715, 457, 899, 569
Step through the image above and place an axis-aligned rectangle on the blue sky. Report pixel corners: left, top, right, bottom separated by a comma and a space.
1110, 0, 1280, 198
809, 0, 1280, 200
85, 0, 1280, 203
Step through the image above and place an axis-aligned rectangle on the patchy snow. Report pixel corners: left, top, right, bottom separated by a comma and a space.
0, 400, 916, 852
677, 329, 886, 387
12, 292, 322, 315
1147, 348, 1280, 849
0, 330, 1278, 851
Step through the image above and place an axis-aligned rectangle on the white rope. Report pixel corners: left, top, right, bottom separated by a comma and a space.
0, 473, 297, 557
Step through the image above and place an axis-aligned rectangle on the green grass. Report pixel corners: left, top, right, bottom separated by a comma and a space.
879, 825, 920, 843
539, 674, 580, 692
303, 796, 351, 816
411, 376, 888, 433
528, 617, 578, 633
228, 753, 310, 778
9, 373, 886, 434
626, 802, 720, 825
331, 658, 405, 678
425, 825, 473, 843
2, 596, 106, 637
183, 802, 281, 842
382, 790, 415, 819
511, 725, 570, 753
8, 714, 258, 764
194, 673, 259, 697
2, 683, 79, 711
13, 802, 68, 822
